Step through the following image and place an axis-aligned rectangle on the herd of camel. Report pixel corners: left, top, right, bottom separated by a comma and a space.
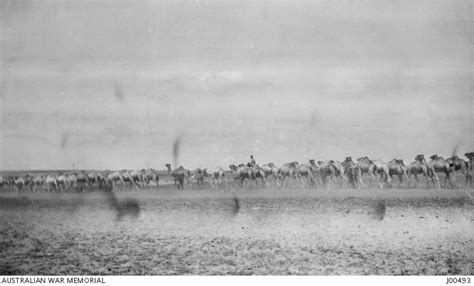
1, 152, 473, 193
168, 153, 474, 190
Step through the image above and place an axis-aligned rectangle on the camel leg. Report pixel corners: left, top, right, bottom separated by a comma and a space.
429, 173, 440, 189
253, 178, 258, 188
341, 175, 347, 188
370, 173, 378, 188
449, 171, 460, 189
429, 175, 436, 189
465, 172, 472, 188
134, 182, 140, 191
434, 173, 440, 189
384, 173, 391, 189
300, 176, 306, 189
377, 176, 384, 189
309, 175, 316, 189
358, 175, 367, 188
323, 175, 330, 190
403, 173, 409, 187
442, 173, 449, 188
396, 174, 402, 187
414, 174, 422, 188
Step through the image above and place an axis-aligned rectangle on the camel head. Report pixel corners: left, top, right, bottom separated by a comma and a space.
357, 156, 369, 162
465, 152, 474, 160
415, 154, 425, 162
396, 159, 405, 166
447, 155, 459, 161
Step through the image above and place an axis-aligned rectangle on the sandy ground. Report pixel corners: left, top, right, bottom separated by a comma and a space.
0, 188, 473, 275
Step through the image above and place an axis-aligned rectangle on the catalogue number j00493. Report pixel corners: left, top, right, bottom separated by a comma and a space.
446, 277, 471, 284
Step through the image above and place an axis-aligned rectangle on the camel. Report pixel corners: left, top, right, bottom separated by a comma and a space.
406, 155, 440, 189
297, 160, 320, 188
45, 175, 58, 192
121, 170, 142, 190
193, 168, 207, 189
277, 162, 300, 188
316, 160, 341, 189
447, 155, 472, 187
297, 162, 318, 188
341, 157, 358, 188
56, 173, 68, 192
141, 169, 159, 187
466, 152, 474, 185
371, 159, 392, 188
87, 172, 106, 190
387, 159, 409, 187
105, 171, 125, 190
0, 176, 6, 190
208, 167, 227, 189
14, 176, 28, 193
165, 164, 190, 190
355, 157, 377, 187
75, 171, 89, 191
67, 173, 78, 189
260, 163, 279, 186
332, 161, 347, 188
249, 164, 269, 187
465, 152, 474, 171
229, 164, 255, 188
29, 175, 44, 192
309, 160, 322, 186
429, 155, 457, 188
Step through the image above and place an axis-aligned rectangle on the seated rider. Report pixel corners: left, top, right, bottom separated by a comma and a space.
249, 155, 256, 167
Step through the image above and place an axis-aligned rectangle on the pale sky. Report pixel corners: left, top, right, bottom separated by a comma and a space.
0, 0, 473, 170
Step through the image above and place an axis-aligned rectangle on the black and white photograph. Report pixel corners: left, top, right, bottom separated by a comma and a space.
0, 0, 473, 277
